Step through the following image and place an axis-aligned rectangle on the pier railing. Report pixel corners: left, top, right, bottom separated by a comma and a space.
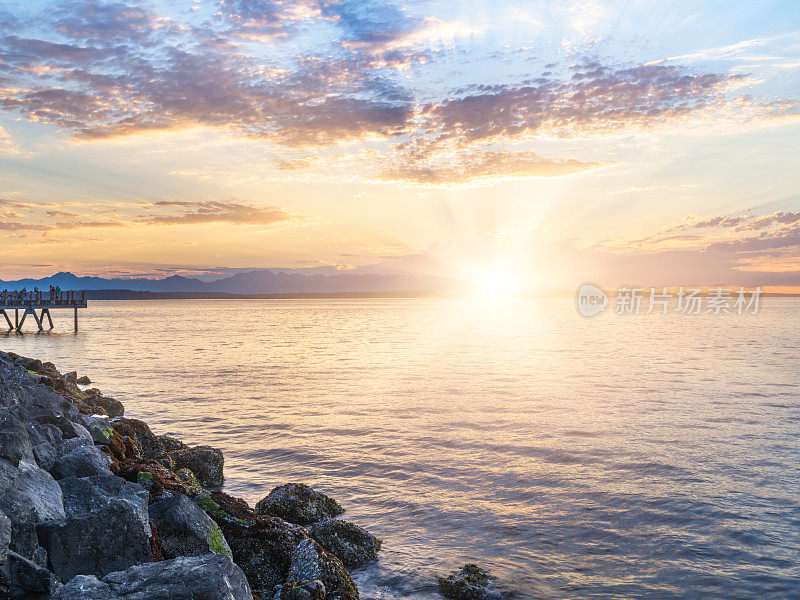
0, 289, 87, 331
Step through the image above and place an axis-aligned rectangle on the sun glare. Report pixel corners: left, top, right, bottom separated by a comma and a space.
471, 264, 522, 298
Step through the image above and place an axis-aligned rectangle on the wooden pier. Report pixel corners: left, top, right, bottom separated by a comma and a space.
0, 290, 87, 332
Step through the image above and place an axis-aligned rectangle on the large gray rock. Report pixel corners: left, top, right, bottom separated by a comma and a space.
0, 417, 34, 466
51, 445, 112, 480
0, 487, 40, 560
55, 555, 252, 600
255, 484, 344, 525
37, 415, 91, 442
0, 458, 65, 561
31, 441, 58, 472
26, 421, 62, 471
53, 575, 117, 600
37, 476, 152, 582
168, 446, 224, 488
14, 460, 66, 522
0, 509, 10, 563
97, 554, 249, 600
149, 493, 231, 559
58, 476, 149, 528
4, 550, 62, 599
0, 457, 18, 496
287, 539, 358, 600
309, 519, 381, 567
82, 417, 116, 446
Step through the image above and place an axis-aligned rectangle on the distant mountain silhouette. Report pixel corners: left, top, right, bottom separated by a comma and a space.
0, 270, 460, 295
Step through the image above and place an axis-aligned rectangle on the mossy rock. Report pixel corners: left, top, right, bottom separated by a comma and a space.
438, 564, 498, 600
208, 522, 231, 557
176, 467, 202, 489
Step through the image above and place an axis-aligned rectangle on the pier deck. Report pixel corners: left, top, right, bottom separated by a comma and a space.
1, 291, 87, 332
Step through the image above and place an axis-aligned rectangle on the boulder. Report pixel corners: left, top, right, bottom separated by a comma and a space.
287, 539, 358, 600
62, 372, 78, 385
5, 549, 61, 599
26, 422, 61, 471
83, 418, 115, 446
168, 446, 224, 488
0, 417, 34, 466
0, 487, 40, 560
157, 435, 186, 453
256, 484, 344, 525
76, 376, 92, 386
103, 554, 250, 600
32, 441, 58, 472
90, 397, 123, 419
14, 460, 66, 523
41, 362, 60, 377
13, 357, 43, 372
110, 420, 162, 459
58, 475, 149, 526
0, 509, 10, 562
148, 493, 231, 559
37, 415, 91, 442
272, 579, 326, 600
37, 476, 152, 582
113, 459, 202, 499
51, 445, 112, 480
195, 490, 309, 598
438, 564, 499, 600
53, 575, 116, 600
309, 519, 381, 567
57, 436, 92, 455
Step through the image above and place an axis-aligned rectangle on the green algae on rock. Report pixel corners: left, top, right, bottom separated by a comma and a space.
438, 564, 500, 600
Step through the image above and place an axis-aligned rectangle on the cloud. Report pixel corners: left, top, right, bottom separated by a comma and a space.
52, 0, 172, 43
412, 62, 736, 148
0, 200, 290, 236
0, 198, 32, 209
708, 223, 800, 252
51, 220, 124, 230
745, 211, 800, 230
220, 0, 301, 41
693, 215, 748, 228
380, 151, 601, 184
0, 1, 796, 187
665, 32, 800, 64
684, 211, 800, 232
143, 200, 292, 225
0, 221, 48, 231
0, 126, 18, 153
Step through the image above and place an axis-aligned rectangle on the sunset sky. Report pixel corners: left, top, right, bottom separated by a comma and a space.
1, 0, 799, 290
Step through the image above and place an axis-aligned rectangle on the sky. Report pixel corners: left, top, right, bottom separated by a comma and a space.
1, 0, 799, 290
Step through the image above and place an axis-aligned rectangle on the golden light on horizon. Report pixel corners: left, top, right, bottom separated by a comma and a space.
470, 263, 523, 299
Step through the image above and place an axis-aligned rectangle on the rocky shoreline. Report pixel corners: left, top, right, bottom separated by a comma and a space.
0, 350, 385, 600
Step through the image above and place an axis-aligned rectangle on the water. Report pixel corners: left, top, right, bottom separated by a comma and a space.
2, 298, 799, 599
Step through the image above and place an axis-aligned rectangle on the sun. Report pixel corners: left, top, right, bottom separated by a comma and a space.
470, 264, 522, 298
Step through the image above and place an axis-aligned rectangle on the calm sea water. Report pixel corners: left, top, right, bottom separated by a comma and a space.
1, 298, 799, 599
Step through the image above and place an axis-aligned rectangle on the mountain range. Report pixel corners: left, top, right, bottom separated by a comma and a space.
0, 270, 460, 296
